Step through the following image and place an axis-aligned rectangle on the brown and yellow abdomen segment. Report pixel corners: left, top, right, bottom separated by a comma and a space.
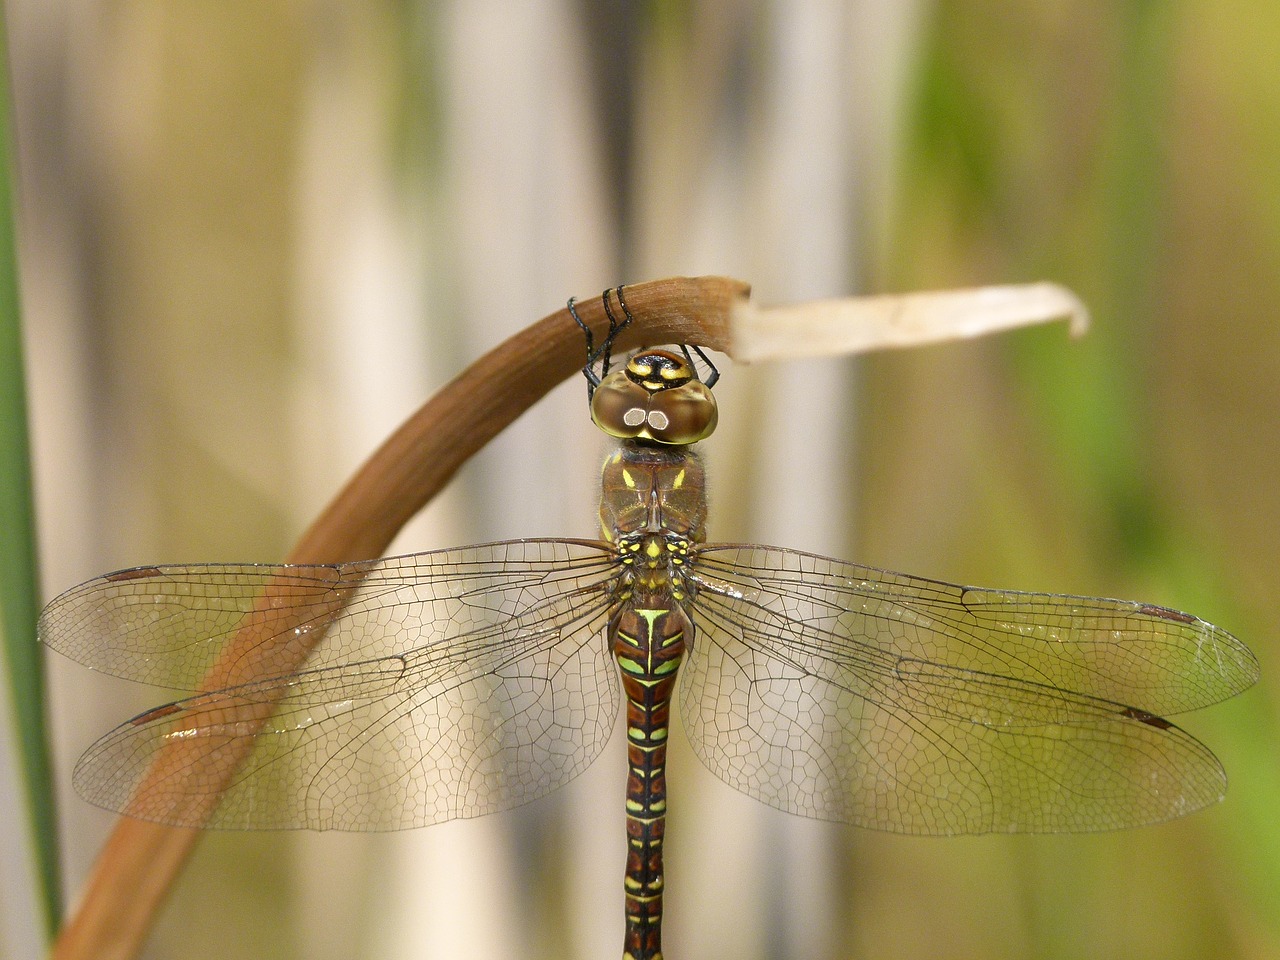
612, 602, 689, 960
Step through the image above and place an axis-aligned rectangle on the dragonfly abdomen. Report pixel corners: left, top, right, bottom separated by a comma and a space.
612, 599, 689, 960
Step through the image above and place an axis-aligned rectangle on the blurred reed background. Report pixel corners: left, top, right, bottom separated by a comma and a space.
4, 1, 1278, 958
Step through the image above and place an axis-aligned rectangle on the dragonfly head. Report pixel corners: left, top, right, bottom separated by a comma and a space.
591, 349, 718, 446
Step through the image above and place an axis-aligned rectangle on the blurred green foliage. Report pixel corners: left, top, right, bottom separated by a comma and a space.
858, 2, 1278, 956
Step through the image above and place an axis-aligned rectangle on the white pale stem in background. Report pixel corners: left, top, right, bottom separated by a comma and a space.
420, 3, 615, 960
731, 283, 1089, 363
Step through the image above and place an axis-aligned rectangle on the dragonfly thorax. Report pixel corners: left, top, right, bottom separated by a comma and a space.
599, 444, 708, 545
613, 531, 695, 600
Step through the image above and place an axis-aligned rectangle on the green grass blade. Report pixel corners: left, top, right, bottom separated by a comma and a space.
0, 6, 62, 939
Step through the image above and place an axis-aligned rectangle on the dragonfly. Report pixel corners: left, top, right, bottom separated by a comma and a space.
42, 286, 1259, 960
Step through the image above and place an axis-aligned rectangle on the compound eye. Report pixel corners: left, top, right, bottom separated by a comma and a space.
645, 380, 717, 444
591, 372, 649, 439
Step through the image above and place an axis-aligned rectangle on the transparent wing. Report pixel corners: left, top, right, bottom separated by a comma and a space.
43, 540, 622, 830
681, 544, 1258, 835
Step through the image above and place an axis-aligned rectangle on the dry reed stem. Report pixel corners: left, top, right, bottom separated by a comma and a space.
51, 275, 750, 960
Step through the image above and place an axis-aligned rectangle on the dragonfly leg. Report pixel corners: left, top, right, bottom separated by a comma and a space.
571, 285, 638, 400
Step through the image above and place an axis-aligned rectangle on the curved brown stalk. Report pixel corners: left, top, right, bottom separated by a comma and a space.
51, 275, 751, 960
